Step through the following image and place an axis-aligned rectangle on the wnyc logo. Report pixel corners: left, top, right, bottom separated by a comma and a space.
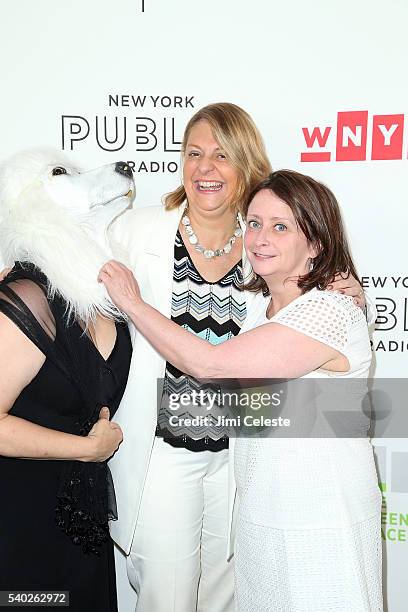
301, 111, 405, 162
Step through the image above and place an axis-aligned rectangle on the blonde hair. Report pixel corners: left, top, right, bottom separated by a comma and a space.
164, 102, 271, 214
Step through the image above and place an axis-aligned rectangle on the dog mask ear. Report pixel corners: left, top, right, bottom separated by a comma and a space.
0, 153, 47, 207
0, 179, 74, 267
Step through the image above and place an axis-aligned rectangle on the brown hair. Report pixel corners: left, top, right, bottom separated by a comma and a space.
243, 170, 359, 295
164, 102, 271, 214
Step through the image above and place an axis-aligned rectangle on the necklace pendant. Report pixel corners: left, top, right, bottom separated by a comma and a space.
181, 213, 240, 260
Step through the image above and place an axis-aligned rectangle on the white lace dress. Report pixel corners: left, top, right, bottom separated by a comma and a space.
234, 289, 383, 612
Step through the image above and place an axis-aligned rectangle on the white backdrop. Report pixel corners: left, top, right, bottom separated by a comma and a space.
1, 1, 407, 610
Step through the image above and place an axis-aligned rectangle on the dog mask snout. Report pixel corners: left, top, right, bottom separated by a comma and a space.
115, 161, 133, 179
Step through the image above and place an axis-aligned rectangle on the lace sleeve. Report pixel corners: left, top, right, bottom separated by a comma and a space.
0, 277, 56, 353
272, 290, 365, 353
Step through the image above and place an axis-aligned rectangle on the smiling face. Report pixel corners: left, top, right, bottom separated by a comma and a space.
183, 120, 239, 215
244, 189, 317, 285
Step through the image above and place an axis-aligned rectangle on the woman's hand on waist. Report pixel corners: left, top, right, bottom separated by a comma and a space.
81, 406, 123, 462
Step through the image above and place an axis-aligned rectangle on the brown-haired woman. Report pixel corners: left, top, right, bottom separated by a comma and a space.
107, 108, 367, 611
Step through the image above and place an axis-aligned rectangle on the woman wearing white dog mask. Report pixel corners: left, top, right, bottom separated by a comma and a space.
106, 103, 366, 612
0, 152, 133, 612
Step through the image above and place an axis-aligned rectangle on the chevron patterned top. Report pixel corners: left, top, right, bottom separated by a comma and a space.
157, 230, 247, 452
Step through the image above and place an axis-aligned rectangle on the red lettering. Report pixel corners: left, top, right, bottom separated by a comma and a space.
371, 114, 404, 160
300, 127, 331, 162
336, 111, 368, 161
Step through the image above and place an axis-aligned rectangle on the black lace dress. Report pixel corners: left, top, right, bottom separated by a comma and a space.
0, 264, 132, 612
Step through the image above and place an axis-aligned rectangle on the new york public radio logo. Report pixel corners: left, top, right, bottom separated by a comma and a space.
61, 94, 196, 174
361, 275, 408, 353
301, 111, 405, 162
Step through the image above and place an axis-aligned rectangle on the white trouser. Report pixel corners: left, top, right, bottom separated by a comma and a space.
126, 437, 234, 612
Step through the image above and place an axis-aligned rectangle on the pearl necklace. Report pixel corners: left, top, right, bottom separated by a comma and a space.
181, 214, 242, 259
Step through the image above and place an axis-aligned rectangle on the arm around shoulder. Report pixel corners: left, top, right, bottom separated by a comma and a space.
364, 292, 377, 327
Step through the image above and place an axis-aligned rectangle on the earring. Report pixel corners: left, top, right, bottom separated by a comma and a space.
309, 259, 314, 271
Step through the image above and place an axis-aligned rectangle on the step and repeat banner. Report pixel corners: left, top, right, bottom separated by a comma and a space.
1, 1, 407, 610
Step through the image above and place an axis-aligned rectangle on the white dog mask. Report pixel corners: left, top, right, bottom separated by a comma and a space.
0, 148, 134, 322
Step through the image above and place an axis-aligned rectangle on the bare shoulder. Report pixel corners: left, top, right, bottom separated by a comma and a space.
2, 277, 47, 305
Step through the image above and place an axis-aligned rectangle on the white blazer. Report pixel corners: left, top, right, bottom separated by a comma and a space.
108, 203, 255, 557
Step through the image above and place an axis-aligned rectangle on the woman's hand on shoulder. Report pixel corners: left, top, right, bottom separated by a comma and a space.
81, 406, 123, 462
328, 272, 365, 309
98, 260, 143, 316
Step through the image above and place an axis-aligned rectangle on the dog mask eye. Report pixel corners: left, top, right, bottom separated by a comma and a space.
52, 166, 67, 176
